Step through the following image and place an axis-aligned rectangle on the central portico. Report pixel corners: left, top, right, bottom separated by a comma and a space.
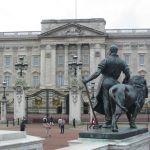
38, 18, 107, 122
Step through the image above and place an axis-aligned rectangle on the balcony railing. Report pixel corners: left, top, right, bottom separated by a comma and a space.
0, 31, 41, 38
106, 29, 150, 34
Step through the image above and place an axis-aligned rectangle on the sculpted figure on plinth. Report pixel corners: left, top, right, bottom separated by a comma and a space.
82, 44, 148, 132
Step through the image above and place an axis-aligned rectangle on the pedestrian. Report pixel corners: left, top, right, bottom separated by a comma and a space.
73, 118, 76, 128
60, 119, 65, 134
42, 116, 51, 137
83, 44, 130, 128
49, 116, 54, 126
20, 119, 26, 131
58, 118, 62, 128
89, 118, 96, 129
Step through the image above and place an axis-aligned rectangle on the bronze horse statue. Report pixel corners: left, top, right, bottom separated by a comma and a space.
109, 75, 148, 132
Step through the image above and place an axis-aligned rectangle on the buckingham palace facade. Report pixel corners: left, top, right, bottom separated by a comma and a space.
0, 18, 150, 114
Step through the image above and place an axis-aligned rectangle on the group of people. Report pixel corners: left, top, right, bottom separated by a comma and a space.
42, 116, 54, 137
42, 116, 66, 137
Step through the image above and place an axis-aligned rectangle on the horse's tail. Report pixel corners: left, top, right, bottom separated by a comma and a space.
109, 86, 128, 112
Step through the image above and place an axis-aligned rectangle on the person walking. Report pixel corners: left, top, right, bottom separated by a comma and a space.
83, 45, 130, 128
58, 118, 62, 128
20, 119, 26, 131
73, 118, 76, 128
60, 119, 65, 134
42, 116, 51, 137
89, 118, 96, 129
49, 116, 54, 126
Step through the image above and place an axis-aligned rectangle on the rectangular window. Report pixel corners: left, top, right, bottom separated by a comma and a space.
4, 75, 11, 87
57, 55, 64, 65
33, 76, 40, 87
82, 55, 89, 64
56, 73, 64, 86
32, 55, 40, 66
4, 55, 12, 67
139, 54, 145, 65
124, 54, 130, 65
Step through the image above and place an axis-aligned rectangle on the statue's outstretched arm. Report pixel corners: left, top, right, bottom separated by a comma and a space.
82, 68, 101, 84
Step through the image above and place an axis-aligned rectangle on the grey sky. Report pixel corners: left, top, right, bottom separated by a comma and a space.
0, 0, 149, 32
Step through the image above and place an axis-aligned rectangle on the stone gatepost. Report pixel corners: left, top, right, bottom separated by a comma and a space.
69, 78, 83, 124
14, 79, 28, 121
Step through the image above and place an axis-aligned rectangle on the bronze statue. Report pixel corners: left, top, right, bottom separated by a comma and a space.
82, 45, 130, 128
109, 75, 148, 132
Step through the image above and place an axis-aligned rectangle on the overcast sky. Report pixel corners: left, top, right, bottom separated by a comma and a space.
0, 0, 150, 32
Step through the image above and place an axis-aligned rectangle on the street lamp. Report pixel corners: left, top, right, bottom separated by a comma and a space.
2, 81, 7, 101
68, 55, 82, 77
15, 57, 28, 77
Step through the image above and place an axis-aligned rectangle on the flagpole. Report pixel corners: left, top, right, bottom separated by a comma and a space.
75, 0, 77, 19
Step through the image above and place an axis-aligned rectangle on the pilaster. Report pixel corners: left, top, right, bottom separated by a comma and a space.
64, 44, 68, 87
50, 45, 56, 88
90, 44, 96, 74
40, 45, 46, 88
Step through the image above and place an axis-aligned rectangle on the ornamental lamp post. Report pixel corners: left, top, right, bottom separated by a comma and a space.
15, 57, 28, 77
68, 55, 82, 77
1, 80, 7, 122
68, 55, 83, 124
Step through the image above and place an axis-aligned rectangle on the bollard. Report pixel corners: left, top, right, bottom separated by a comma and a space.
7, 120, 9, 127
17, 118, 19, 125
13, 119, 15, 126
87, 123, 89, 131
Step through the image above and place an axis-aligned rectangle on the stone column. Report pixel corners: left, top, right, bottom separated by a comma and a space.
50, 45, 56, 88
45, 45, 51, 87
40, 45, 46, 88
64, 44, 68, 87
90, 44, 96, 74
100, 44, 106, 59
77, 44, 82, 80
77, 44, 81, 61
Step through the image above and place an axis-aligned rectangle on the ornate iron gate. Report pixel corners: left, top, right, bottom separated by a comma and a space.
25, 89, 68, 121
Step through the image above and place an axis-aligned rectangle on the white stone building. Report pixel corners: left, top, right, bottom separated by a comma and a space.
0, 18, 149, 116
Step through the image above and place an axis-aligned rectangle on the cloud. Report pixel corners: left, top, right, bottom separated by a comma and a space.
0, 0, 150, 31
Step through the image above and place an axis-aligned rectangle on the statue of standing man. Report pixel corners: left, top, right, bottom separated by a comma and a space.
82, 45, 131, 128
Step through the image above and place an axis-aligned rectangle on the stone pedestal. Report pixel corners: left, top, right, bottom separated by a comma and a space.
0, 130, 43, 150
14, 86, 26, 119
69, 77, 82, 124
69, 90, 81, 124
1, 101, 7, 122
57, 127, 150, 150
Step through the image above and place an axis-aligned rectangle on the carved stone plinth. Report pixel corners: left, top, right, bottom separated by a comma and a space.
79, 127, 148, 139
57, 128, 150, 150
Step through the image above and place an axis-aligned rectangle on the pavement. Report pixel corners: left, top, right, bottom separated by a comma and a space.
0, 123, 86, 150
0, 122, 150, 150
